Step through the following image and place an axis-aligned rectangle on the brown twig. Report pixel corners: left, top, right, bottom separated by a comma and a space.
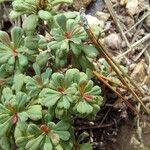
80, 7, 150, 121
93, 71, 150, 128
95, 73, 127, 89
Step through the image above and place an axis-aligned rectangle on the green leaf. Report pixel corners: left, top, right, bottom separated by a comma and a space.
84, 80, 93, 93
36, 52, 50, 67
0, 54, 12, 64
54, 131, 70, 141
0, 119, 12, 136
38, 10, 52, 20
22, 14, 38, 31
11, 26, 24, 48
0, 136, 11, 150
57, 96, 70, 109
33, 62, 41, 75
2, 87, 13, 101
70, 42, 81, 56
80, 143, 92, 150
78, 132, 89, 143
56, 15, 67, 31
24, 35, 39, 50
79, 56, 94, 71
43, 93, 61, 107
25, 134, 44, 150
55, 144, 64, 150
9, 10, 24, 20
18, 112, 28, 121
16, 92, 28, 110
77, 101, 93, 114
12, 0, 35, 11
66, 19, 76, 32
8, 56, 15, 65
28, 124, 41, 135
0, 113, 10, 124
0, 30, 12, 48
54, 120, 70, 131
13, 74, 24, 92
27, 105, 42, 121
41, 68, 52, 81
81, 45, 98, 58
43, 137, 53, 150
18, 54, 28, 66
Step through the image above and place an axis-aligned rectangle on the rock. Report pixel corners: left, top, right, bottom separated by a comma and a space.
104, 21, 112, 30
131, 60, 146, 83
120, 0, 128, 6
72, 0, 93, 10
96, 11, 110, 22
105, 33, 122, 50
125, 16, 135, 28
126, 0, 138, 16
86, 15, 104, 28
121, 41, 127, 48
126, 0, 148, 16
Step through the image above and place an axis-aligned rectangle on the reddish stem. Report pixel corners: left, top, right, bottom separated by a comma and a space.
40, 125, 49, 134
83, 95, 93, 102
12, 113, 18, 124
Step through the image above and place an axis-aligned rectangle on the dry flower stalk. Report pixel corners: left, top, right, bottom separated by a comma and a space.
80, 8, 150, 117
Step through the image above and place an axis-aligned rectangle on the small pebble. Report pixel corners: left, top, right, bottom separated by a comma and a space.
105, 33, 122, 50
96, 11, 110, 22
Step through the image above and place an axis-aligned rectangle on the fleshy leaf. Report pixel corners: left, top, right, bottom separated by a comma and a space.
13, 74, 24, 92
0, 30, 12, 48
22, 14, 38, 31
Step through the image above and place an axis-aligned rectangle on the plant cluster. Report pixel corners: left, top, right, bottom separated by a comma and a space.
0, 0, 104, 149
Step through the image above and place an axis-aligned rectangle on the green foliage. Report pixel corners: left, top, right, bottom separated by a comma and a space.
96, 58, 128, 88
15, 119, 71, 150
48, 15, 99, 69
0, 26, 44, 78
25, 68, 52, 97
0, 1, 104, 149
10, 0, 73, 31
0, 87, 42, 149
40, 69, 103, 118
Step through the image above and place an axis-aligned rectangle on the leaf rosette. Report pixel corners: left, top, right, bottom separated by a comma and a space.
25, 68, 52, 97
48, 15, 98, 69
40, 69, 103, 118
0, 87, 42, 137
0, 27, 40, 77
40, 69, 78, 118
15, 119, 71, 150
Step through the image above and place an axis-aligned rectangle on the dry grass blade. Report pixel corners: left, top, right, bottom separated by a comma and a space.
80, 8, 150, 117
93, 71, 150, 128
118, 33, 150, 59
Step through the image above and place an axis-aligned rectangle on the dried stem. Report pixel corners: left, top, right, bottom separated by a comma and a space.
125, 11, 150, 34
93, 71, 150, 127
134, 42, 150, 62
80, 8, 150, 117
118, 33, 150, 59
